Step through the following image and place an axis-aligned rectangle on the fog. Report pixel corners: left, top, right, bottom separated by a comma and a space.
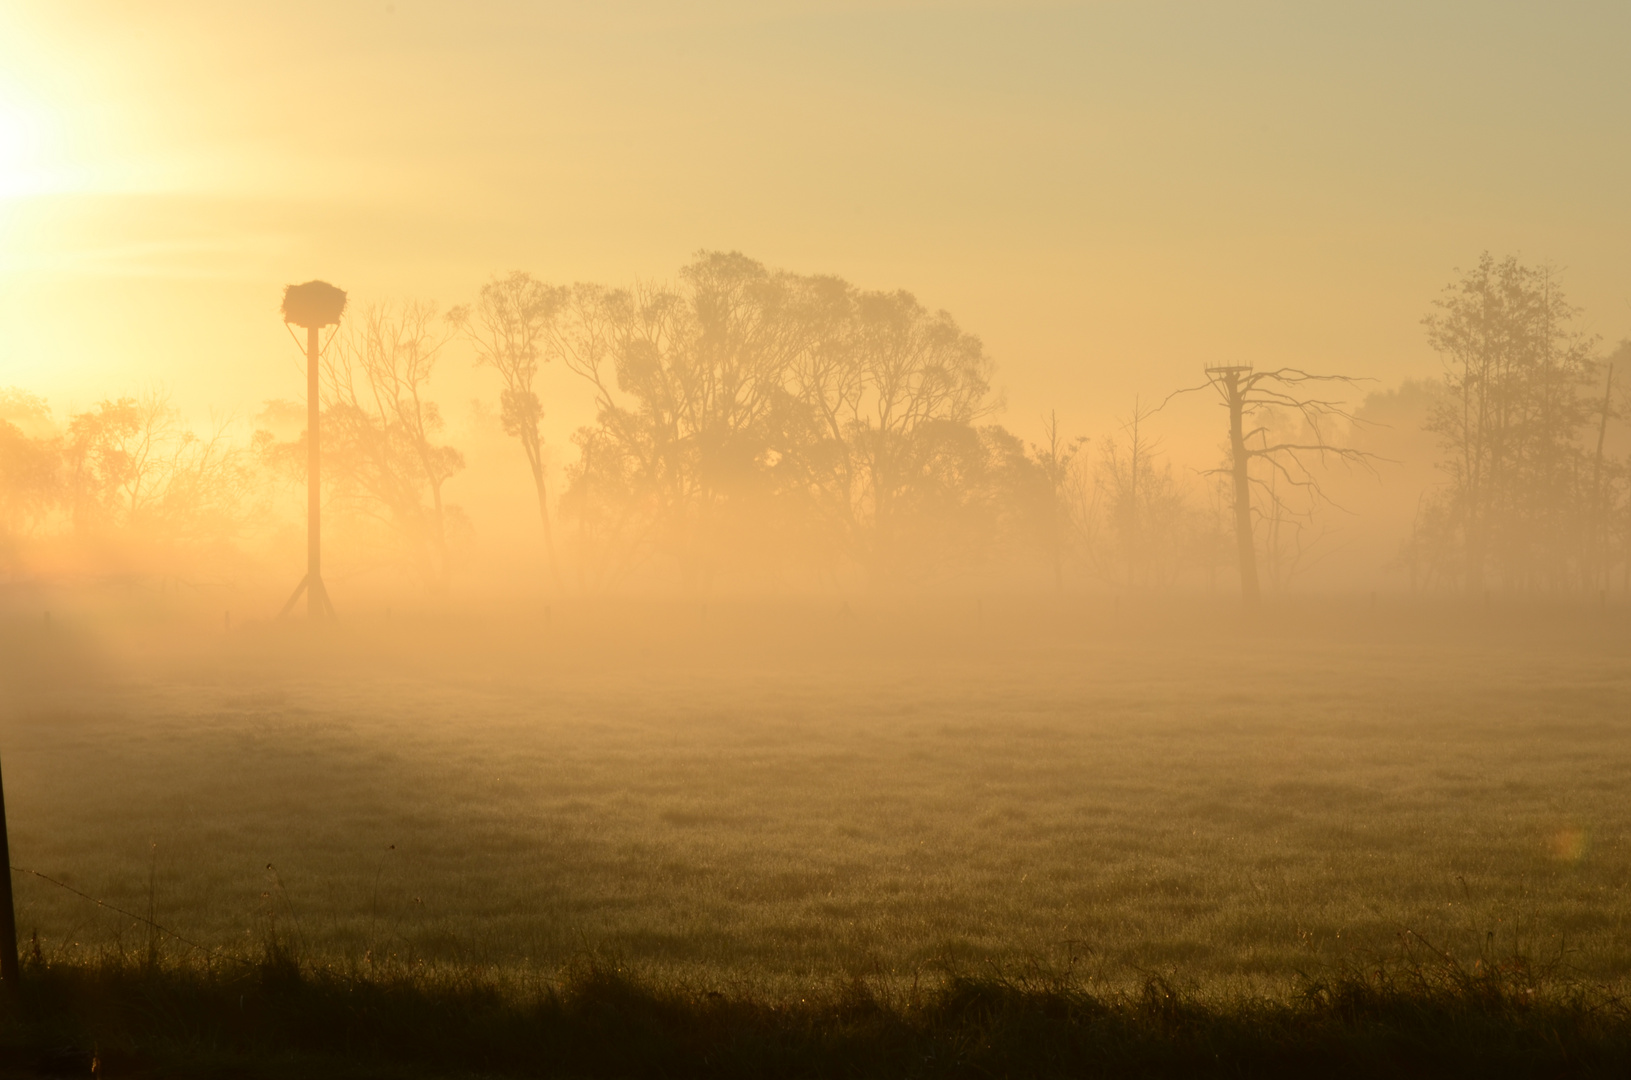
0, 248, 1627, 609
3, 4, 1629, 609
0, 8, 1629, 1067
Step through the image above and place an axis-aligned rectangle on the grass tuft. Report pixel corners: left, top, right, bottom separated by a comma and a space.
0, 946, 1625, 1077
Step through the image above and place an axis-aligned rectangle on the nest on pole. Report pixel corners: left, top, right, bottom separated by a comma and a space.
281, 281, 348, 329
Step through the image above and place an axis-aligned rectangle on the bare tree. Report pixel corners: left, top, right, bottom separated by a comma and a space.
457, 271, 569, 593
65, 390, 251, 544
321, 303, 466, 595
1029, 410, 1086, 591
1253, 413, 1336, 591
1083, 400, 1195, 590
1168, 366, 1374, 606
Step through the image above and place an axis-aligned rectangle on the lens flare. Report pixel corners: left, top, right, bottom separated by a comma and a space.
1550, 826, 1589, 864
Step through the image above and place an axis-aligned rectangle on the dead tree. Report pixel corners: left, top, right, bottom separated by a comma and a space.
1031, 410, 1087, 591
1169, 366, 1375, 606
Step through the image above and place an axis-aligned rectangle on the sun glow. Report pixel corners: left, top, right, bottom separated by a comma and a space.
0, 91, 59, 198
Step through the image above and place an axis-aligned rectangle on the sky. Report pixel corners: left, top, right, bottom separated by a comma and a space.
0, 0, 1628, 450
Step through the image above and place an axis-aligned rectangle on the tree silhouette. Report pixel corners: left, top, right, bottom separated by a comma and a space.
1168, 366, 1374, 606
1420, 255, 1599, 591
1085, 399, 1196, 591
550, 253, 1005, 589
320, 303, 467, 594
65, 391, 249, 547
456, 272, 569, 593
0, 389, 59, 543
1028, 411, 1086, 591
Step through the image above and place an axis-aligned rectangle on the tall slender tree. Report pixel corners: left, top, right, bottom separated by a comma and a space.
458, 272, 569, 593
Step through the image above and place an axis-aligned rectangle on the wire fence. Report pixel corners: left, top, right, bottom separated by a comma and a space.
9, 864, 251, 965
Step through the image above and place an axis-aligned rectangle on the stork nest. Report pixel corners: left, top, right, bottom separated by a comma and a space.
281, 281, 348, 329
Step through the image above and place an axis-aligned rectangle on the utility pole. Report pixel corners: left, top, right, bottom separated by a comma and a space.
279, 280, 346, 620
303, 319, 331, 619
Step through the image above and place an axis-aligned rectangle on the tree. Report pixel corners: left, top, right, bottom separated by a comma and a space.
1081, 400, 1196, 590
1169, 366, 1374, 606
840, 287, 998, 582
0, 389, 60, 541
1419, 254, 1599, 591
550, 259, 815, 588
552, 253, 1003, 590
65, 391, 250, 550
319, 303, 467, 594
1584, 354, 1619, 591
1028, 411, 1087, 591
457, 272, 569, 593
1253, 408, 1335, 591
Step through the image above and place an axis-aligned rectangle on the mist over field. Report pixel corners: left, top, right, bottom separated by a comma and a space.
0, 3, 1629, 1074
0, 247, 1628, 606
0, 595, 1627, 988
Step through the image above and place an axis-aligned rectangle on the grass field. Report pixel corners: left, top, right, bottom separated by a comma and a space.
0, 593, 1627, 1006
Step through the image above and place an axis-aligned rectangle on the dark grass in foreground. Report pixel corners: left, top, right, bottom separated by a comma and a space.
0, 950, 1627, 1078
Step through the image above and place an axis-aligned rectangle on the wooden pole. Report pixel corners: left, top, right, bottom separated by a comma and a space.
0, 754, 21, 985
307, 325, 321, 618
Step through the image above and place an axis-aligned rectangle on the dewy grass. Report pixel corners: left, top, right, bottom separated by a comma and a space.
1, 596, 1630, 1069
2, 942, 1628, 1078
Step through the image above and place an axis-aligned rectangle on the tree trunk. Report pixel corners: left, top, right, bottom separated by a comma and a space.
530, 457, 564, 594
1591, 364, 1614, 590
1465, 507, 1486, 595
1051, 523, 1063, 593
522, 429, 565, 595
1225, 372, 1260, 607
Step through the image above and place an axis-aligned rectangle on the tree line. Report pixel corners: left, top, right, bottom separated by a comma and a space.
0, 251, 1626, 600
1410, 254, 1627, 593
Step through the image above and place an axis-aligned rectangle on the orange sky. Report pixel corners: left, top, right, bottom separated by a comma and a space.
1, 0, 1628, 453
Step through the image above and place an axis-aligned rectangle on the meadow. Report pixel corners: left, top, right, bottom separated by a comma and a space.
0, 590, 1626, 1009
